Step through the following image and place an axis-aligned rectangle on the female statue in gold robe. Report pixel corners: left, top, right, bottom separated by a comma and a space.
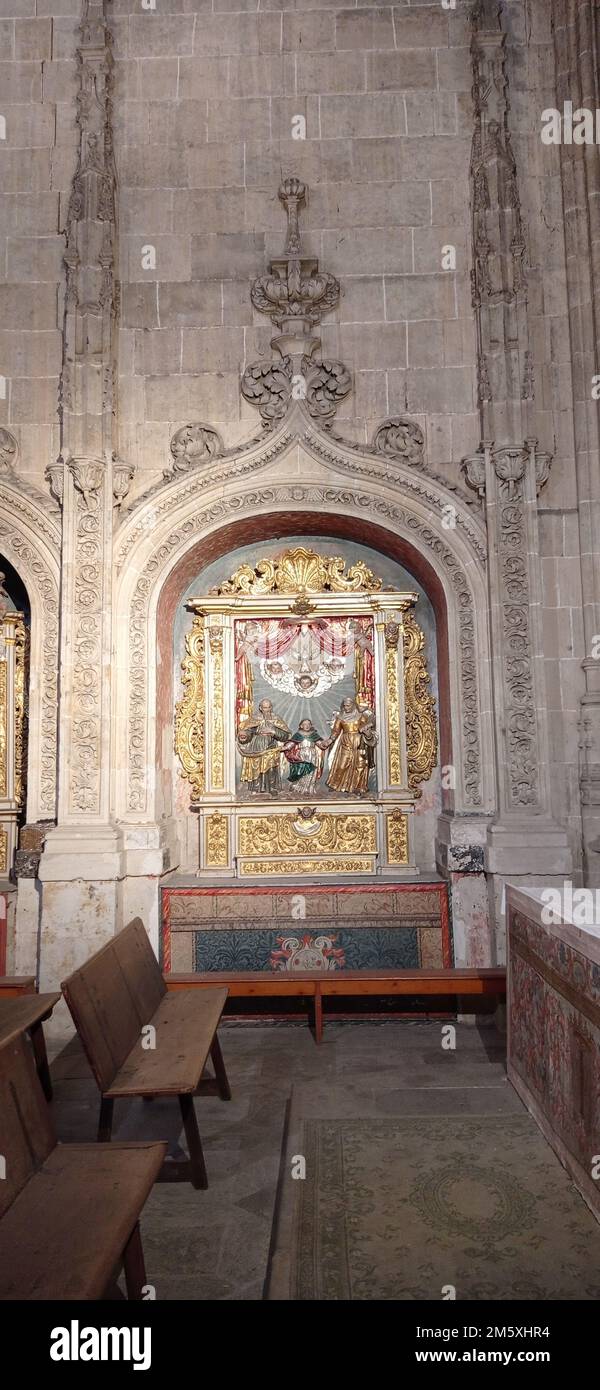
326, 697, 377, 796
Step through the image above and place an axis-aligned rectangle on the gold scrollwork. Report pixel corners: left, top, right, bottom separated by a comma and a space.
208, 627, 224, 789
0, 662, 6, 799
386, 809, 409, 865
0, 828, 7, 874
214, 546, 383, 597
174, 614, 206, 800
238, 812, 376, 857
14, 617, 27, 811
205, 811, 229, 868
403, 611, 437, 795
384, 622, 402, 785
240, 857, 373, 876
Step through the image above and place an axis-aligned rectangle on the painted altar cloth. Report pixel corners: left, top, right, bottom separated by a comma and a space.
161, 881, 451, 974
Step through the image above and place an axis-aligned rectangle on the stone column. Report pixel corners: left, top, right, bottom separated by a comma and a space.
38, 2, 134, 992
551, 0, 600, 883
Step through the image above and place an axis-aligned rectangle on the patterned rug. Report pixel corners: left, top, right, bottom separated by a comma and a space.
267, 1115, 600, 1300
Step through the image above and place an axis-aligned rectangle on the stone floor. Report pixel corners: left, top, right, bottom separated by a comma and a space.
47, 1017, 584, 1301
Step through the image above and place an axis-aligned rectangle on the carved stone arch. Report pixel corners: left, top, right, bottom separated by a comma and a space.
114, 440, 494, 832
0, 486, 61, 820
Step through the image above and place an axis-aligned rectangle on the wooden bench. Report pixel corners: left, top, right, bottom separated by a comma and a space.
166, 967, 507, 1044
0, 975, 36, 997
61, 918, 232, 1190
0, 1031, 166, 1300
0, 991, 61, 1101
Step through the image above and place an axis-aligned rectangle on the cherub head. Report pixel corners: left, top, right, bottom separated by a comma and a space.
295, 673, 316, 692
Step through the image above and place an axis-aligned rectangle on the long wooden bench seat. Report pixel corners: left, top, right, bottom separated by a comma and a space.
166, 967, 507, 1044
0, 991, 61, 1100
61, 918, 232, 1189
0, 1032, 166, 1300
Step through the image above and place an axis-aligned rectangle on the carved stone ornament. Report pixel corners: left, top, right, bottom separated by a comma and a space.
241, 177, 351, 427
112, 455, 135, 508
212, 546, 383, 597
373, 418, 424, 468
166, 423, 224, 477
0, 429, 18, 473
250, 177, 340, 332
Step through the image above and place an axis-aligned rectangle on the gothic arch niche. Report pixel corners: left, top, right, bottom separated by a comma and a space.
0, 494, 60, 830
0, 559, 29, 876
171, 532, 445, 873
115, 455, 495, 882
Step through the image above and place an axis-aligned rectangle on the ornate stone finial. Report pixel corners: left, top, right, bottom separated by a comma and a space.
242, 179, 351, 426
249, 177, 340, 337
279, 176, 306, 254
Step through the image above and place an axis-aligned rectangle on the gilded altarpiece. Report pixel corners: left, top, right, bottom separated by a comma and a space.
0, 612, 27, 875
175, 549, 436, 878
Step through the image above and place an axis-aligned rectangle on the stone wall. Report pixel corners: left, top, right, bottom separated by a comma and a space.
0, 1, 79, 487
111, 0, 479, 493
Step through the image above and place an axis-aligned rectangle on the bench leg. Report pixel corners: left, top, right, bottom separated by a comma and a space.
98, 1096, 114, 1142
123, 1222, 147, 1301
210, 1034, 232, 1101
313, 985, 323, 1045
30, 1021, 53, 1101
179, 1094, 208, 1190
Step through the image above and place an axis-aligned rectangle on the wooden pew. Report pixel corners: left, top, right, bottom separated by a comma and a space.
166, 967, 507, 1044
0, 991, 61, 1100
61, 918, 231, 1190
0, 975, 36, 997
0, 1031, 166, 1300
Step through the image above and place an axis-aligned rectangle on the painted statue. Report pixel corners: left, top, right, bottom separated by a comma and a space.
237, 699, 291, 795
283, 719, 329, 794
326, 697, 378, 796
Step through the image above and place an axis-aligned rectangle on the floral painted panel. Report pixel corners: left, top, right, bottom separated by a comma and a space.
508, 908, 600, 1180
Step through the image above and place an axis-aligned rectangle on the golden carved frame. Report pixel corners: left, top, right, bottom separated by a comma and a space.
174, 548, 437, 877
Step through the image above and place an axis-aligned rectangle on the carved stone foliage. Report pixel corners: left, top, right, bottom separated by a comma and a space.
167, 424, 223, 477
373, 418, 424, 469
463, 439, 550, 811
493, 451, 540, 810
0, 430, 18, 473
241, 354, 351, 424
126, 484, 484, 815
67, 457, 106, 816
241, 358, 293, 423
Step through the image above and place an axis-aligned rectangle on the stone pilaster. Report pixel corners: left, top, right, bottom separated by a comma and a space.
462, 1, 571, 884
38, 3, 133, 988
551, 0, 600, 883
